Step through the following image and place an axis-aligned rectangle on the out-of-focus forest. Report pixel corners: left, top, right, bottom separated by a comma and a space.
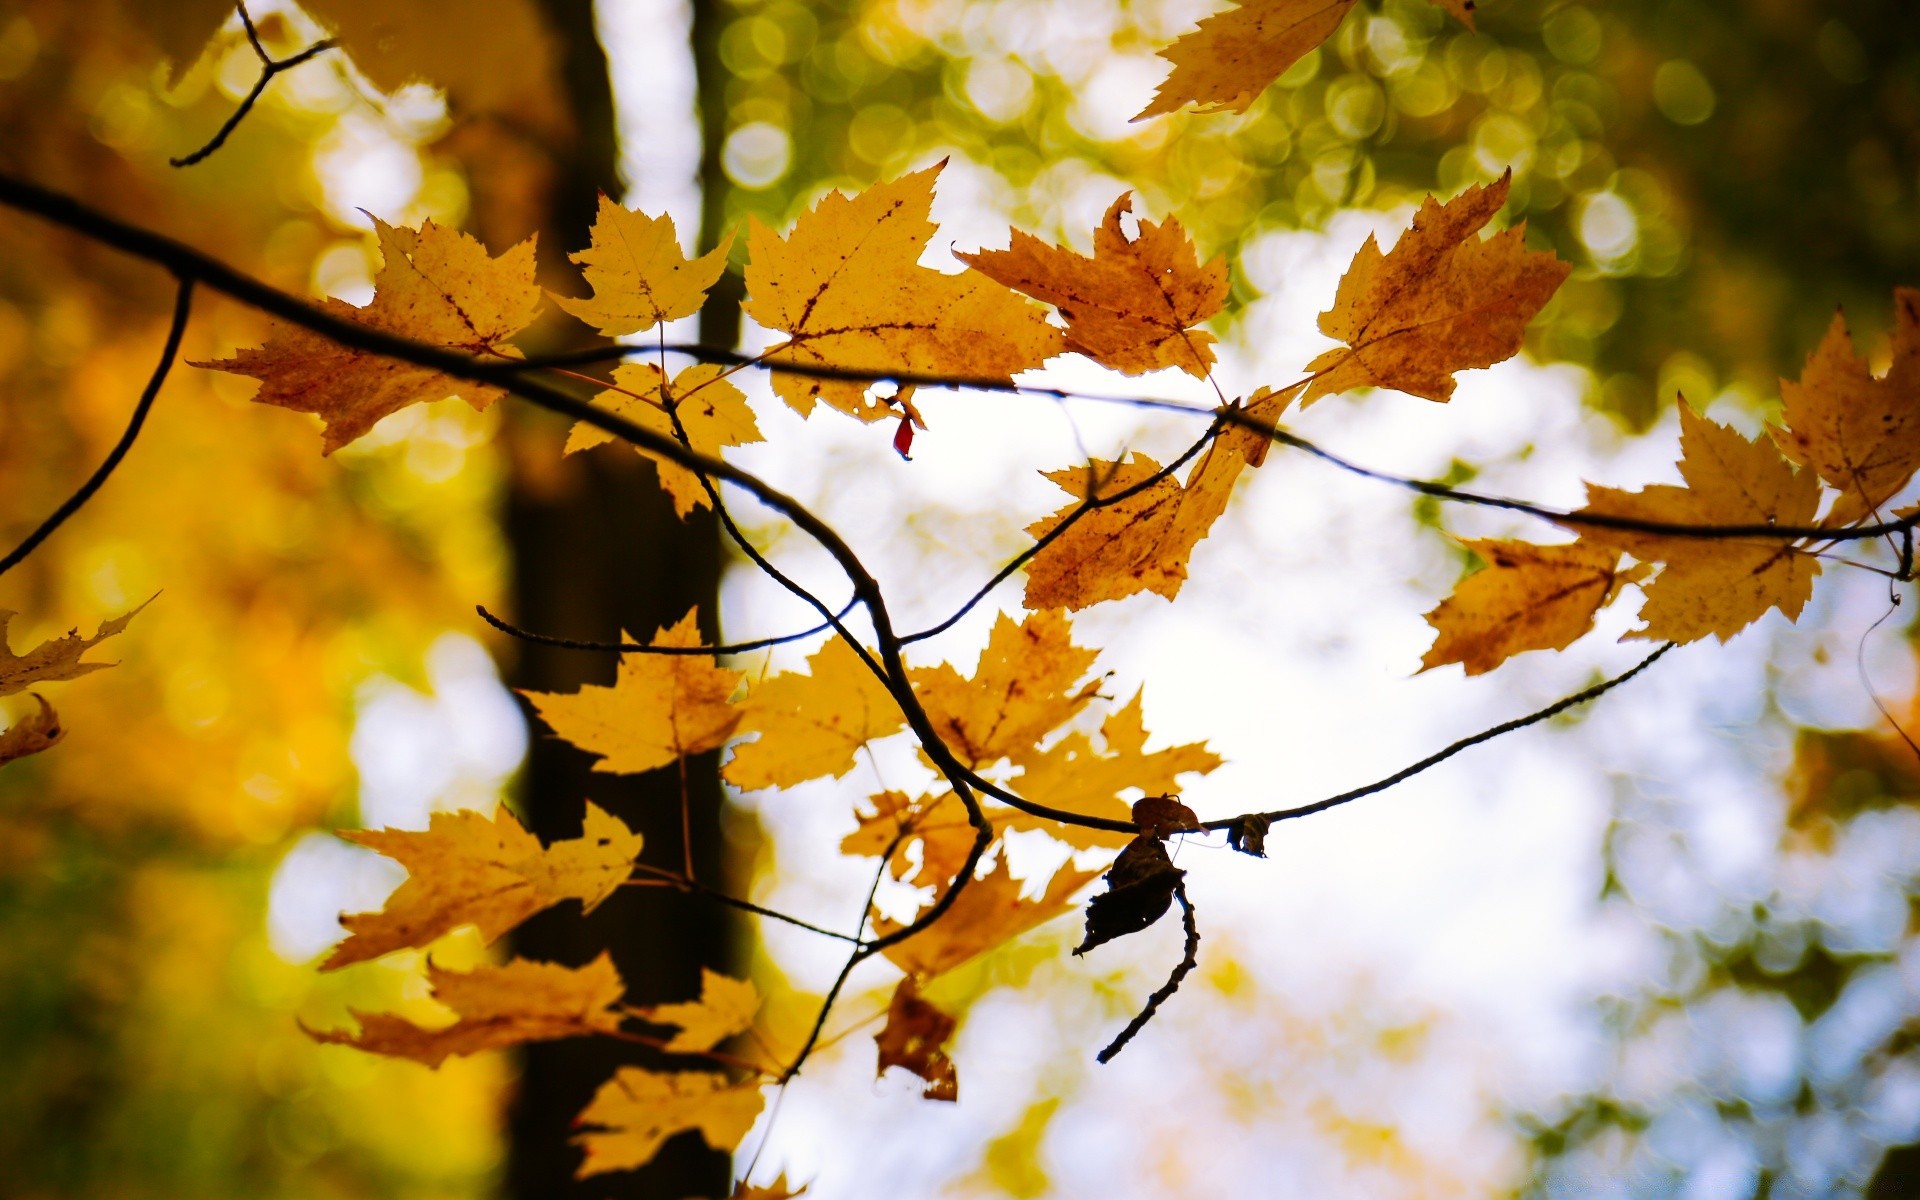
1, 0, 1917, 1197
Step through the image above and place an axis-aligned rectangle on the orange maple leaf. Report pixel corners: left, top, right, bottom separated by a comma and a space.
1419, 539, 1646, 675
874, 977, 959, 1101
1571, 404, 1822, 645
1301, 172, 1569, 405
722, 636, 906, 791
908, 610, 1101, 771
841, 790, 981, 896
323, 802, 643, 969
875, 856, 1103, 981
742, 163, 1062, 422
632, 968, 759, 1054
957, 193, 1228, 378
572, 1068, 765, 1178
197, 217, 542, 453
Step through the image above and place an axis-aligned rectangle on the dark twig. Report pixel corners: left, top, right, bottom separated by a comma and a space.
626, 864, 864, 944
0, 277, 193, 579
1096, 878, 1200, 1063
171, 5, 339, 168
1241, 643, 1676, 829
476, 601, 855, 656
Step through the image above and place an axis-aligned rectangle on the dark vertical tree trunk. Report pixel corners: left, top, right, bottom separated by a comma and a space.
501, 2, 739, 1197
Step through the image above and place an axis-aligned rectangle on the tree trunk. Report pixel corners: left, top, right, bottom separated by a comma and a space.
502, 2, 738, 1197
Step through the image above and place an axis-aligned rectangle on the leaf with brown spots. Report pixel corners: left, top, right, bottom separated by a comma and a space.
723, 636, 905, 791
1419, 539, 1645, 675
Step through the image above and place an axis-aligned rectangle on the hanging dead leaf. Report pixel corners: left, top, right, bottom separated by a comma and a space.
1073, 835, 1185, 956
874, 977, 959, 1101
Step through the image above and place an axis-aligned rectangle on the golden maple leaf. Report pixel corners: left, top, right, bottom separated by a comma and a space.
1300, 173, 1569, 405
566, 363, 764, 518
197, 217, 542, 453
732, 1176, 808, 1199
1022, 385, 1294, 610
633, 967, 759, 1054
957, 193, 1228, 378
841, 790, 981, 895
308, 953, 627, 1067
742, 163, 1062, 422
572, 1068, 765, 1178
875, 856, 1103, 981
0, 599, 146, 697
908, 610, 1101, 770
1002, 691, 1221, 850
1418, 539, 1646, 675
323, 802, 643, 969
523, 609, 743, 776
1136, 0, 1476, 120
874, 977, 958, 1101
722, 636, 906, 791
555, 194, 733, 336
1571, 404, 1822, 645
1771, 288, 1920, 526
0, 695, 64, 768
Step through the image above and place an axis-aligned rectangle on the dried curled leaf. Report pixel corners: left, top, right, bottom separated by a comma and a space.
0, 599, 148, 697
566, 363, 763, 519
634, 968, 759, 1054
909, 610, 1101, 770
875, 978, 959, 1101
523, 609, 742, 776
197, 218, 542, 453
1132, 795, 1203, 839
876, 857, 1102, 982
323, 802, 643, 969
0, 695, 64, 768
307, 954, 627, 1067
743, 163, 1062, 422
1301, 173, 1569, 406
1571, 404, 1821, 645
1771, 289, 1920, 526
957, 193, 1228, 378
1074, 835, 1185, 956
1419, 539, 1645, 675
1226, 814, 1271, 857
573, 1068, 765, 1179
723, 636, 905, 791
556, 194, 733, 336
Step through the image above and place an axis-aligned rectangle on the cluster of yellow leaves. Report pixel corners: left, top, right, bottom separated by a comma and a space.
1421, 289, 1919, 671
1135, 0, 1479, 121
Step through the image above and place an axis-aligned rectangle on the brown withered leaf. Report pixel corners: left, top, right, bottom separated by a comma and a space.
307, 953, 626, 1067
1571, 404, 1821, 645
0, 695, 64, 767
0, 599, 148, 697
1301, 173, 1569, 406
1419, 539, 1645, 675
323, 802, 643, 969
874, 977, 959, 1102
1074, 835, 1185, 956
1132, 795, 1203, 839
1771, 289, 1920, 526
957, 193, 1228, 378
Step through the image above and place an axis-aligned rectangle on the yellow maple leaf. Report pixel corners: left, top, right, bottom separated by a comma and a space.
1300, 173, 1569, 405
555, 194, 734, 336
308, 953, 627, 1067
1771, 288, 1920, 526
572, 1068, 765, 1178
732, 1175, 808, 1199
524, 609, 743, 776
0, 695, 64, 768
874, 977, 959, 1101
742, 163, 1062, 422
566, 363, 764, 518
1571, 404, 1822, 645
634, 968, 759, 1054
1003, 691, 1222, 850
322, 802, 643, 969
1136, 0, 1475, 120
876, 856, 1103, 981
1022, 385, 1292, 610
908, 610, 1101, 770
0, 599, 146, 697
1418, 539, 1646, 675
196, 217, 542, 453
722, 636, 906, 791
841, 790, 981, 894
956, 193, 1228, 378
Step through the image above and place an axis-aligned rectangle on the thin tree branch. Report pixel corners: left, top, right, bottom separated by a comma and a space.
624, 864, 864, 944
1096, 878, 1199, 1063
0, 277, 193, 579
476, 601, 855, 656
171, 4, 339, 168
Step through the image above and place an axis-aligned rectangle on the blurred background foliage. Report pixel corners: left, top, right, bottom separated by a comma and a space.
1, 0, 1918, 1197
